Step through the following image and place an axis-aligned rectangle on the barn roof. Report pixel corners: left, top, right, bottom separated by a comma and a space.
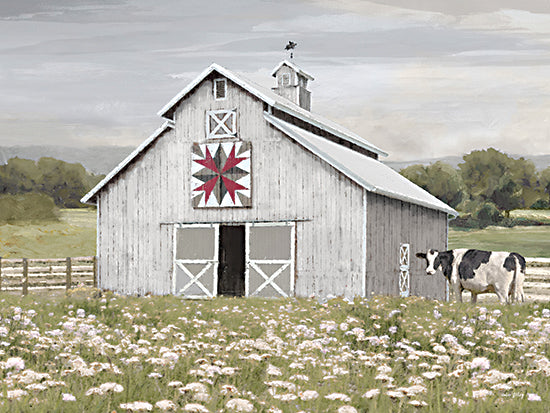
270, 60, 314, 80
81, 121, 174, 204
264, 113, 458, 216
157, 63, 387, 158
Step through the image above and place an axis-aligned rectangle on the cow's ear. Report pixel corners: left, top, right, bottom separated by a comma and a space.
416, 252, 427, 259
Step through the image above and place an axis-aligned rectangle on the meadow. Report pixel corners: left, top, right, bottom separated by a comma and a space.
0, 291, 548, 412
0, 209, 96, 259
448, 226, 550, 258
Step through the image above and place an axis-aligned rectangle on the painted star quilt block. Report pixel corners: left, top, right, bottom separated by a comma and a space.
191, 142, 252, 208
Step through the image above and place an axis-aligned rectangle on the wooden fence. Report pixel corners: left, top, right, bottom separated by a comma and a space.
0, 256, 97, 295
524, 257, 550, 300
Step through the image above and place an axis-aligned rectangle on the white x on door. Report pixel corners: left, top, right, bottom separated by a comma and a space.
399, 243, 410, 298
246, 223, 295, 298
174, 224, 219, 298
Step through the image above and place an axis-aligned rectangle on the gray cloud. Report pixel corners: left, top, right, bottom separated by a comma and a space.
0, 0, 549, 162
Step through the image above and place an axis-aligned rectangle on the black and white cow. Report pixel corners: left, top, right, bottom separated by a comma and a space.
416, 249, 526, 303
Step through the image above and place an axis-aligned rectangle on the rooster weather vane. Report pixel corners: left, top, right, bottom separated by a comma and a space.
285, 41, 297, 59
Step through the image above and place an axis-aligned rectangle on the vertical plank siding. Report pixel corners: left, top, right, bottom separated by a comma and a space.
96, 74, 447, 299
365, 193, 447, 300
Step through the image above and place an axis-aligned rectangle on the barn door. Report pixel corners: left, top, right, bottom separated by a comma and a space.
399, 243, 410, 297
246, 223, 295, 298
174, 224, 219, 298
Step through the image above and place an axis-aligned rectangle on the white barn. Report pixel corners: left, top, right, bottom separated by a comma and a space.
82, 60, 457, 300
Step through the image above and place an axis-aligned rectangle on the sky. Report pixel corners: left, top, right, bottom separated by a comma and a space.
1, 0, 550, 161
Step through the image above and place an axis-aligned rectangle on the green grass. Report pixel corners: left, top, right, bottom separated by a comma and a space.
0, 208, 96, 258
449, 225, 550, 258
0, 291, 549, 412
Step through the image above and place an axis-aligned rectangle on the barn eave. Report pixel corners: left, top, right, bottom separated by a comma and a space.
264, 112, 458, 217
80, 121, 174, 205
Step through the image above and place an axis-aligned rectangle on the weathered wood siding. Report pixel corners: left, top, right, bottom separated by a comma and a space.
97, 73, 366, 297
365, 192, 448, 300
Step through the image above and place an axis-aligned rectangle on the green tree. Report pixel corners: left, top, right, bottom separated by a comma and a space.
540, 166, 550, 203
401, 161, 465, 208
0, 157, 104, 208
0, 158, 42, 194
37, 157, 92, 208
458, 148, 522, 216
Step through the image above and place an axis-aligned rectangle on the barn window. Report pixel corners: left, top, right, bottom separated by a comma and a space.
206, 110, 236, 138
279, 73, 291, 87
214, 78, 227, 100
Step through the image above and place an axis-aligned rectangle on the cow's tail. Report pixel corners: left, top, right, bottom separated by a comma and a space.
511, 254, 525, 303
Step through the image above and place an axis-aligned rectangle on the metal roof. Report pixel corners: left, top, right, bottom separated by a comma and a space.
157, 63, 387, 158
264, 112, 458, 216
81, 121, 174, 204
270, 60, 315, 80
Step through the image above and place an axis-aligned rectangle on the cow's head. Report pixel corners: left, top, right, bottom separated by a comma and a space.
416, 249, 440, 275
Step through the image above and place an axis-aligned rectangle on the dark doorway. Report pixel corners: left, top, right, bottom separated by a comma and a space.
218, 225, 246, 296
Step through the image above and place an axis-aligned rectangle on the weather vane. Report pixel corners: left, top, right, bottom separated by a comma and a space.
284, 41, 297, 59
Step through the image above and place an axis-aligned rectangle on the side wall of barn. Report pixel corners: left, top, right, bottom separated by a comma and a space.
96, 74, 366, 297
365, 192, 448, 300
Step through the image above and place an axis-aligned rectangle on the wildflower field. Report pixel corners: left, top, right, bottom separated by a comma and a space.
0, 291, 549, 412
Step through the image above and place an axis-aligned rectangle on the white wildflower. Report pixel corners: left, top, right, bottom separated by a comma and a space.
119, 401, 153, 411
324, 393, 351, 402
299, 390, 319, 401
184, 403, 210, 413
362, 389, 380, 399
470, 357, 491, 371
226, 398, 254, 412
155, 400, 177, 411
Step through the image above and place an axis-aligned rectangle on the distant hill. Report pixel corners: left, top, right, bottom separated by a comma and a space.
0, 145, 135, 175
1, 145, 549, 175
384, 154, 550, 172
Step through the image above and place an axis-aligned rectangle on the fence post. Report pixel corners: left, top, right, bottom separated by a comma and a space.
22, 258, 28, 296
93, 256, 98, 289
66, 257, 72, 291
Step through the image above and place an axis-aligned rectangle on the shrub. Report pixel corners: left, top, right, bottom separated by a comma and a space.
0, 193, 58, 223
531, 199, 550, 210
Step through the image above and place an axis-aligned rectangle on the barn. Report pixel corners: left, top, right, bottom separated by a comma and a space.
82, 60, 458, 300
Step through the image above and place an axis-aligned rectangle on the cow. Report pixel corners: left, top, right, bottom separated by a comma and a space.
416, 249, 525, 303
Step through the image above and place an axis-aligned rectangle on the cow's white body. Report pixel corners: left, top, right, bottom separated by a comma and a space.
416, 248, 525, 303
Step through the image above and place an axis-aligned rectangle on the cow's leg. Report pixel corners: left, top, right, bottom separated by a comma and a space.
470, 292, 477, 304
495, 288, 508, 304
453, 283, 462, 303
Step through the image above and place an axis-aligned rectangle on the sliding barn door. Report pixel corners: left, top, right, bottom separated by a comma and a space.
246, 223, 295, 298
174, 225, 219, 298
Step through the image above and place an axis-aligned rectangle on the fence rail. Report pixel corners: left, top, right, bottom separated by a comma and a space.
524, 258, 550, 299
0, 256, 97, 295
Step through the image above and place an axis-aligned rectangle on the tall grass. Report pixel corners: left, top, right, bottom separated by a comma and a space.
0, 291, 548, 412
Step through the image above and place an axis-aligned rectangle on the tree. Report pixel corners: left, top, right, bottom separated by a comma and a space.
401, 161, 465, 208
0, 157, 42, 194
0, 157, 104, 208
540, 166, 550, 203
458, 148, 522, 216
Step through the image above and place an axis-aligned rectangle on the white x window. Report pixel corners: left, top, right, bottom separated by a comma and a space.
206, 110, 236, 138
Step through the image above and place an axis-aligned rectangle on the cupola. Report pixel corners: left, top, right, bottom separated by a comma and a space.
271, 60, 314, 111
